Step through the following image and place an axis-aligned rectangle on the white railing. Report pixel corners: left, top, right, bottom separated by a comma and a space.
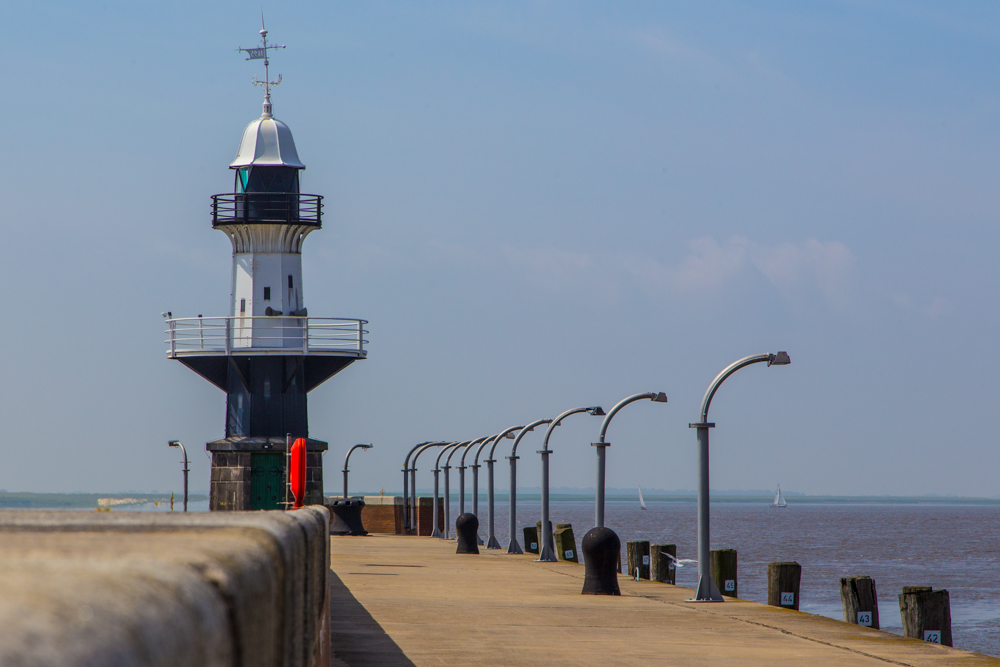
165, 316, 367, 356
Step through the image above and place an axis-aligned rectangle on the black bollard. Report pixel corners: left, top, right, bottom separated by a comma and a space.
581, 527, 621, 595
327, 498, 368, 536
455, 513, 480, 554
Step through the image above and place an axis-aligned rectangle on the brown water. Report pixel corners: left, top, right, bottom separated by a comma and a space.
456, 498, 1000, 657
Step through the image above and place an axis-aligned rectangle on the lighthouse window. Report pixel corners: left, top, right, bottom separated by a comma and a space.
240, 299, 246, 313
243, 166, 300, 193
235, 168, 250, 193
288, 275, 293, 288
264, 287, 271, 301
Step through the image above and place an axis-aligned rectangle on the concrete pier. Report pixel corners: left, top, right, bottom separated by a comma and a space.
330, 534, 999, 666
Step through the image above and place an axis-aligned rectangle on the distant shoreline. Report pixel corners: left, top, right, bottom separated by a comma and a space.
346, 492, 1000, 505
0, 492, 208, 509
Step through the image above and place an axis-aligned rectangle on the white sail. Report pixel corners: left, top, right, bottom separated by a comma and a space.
771, 485, 787, 507
638, 487, 647, 510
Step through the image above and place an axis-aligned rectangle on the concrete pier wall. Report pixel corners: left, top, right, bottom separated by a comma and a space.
0, 507, 329, 667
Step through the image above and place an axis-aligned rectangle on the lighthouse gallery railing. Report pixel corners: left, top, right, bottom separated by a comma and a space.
165, 316, 367, 356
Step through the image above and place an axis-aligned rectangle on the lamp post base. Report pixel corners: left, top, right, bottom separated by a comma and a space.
505, 539, 523, 555
687, 574, 725, 602
486, 535, 502, 549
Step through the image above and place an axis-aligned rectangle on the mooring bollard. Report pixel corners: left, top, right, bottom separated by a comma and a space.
767, 561, 801, 610
581, 527, 621, 595
899, 586, 952, 646
626, 540, 650, 580
455, 513, 480, 554
650, 544, 676, 584
523, 526, 539, 554
554, 523, 578, 562
841, 576, 879, 629
327, 498, 368, 536
711, 549, 738, 598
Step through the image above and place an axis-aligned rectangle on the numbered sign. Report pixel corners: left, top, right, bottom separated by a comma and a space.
857, 611, 872, 627
724, 579, 735, 592
642, 555, 650, 565
565, 550, 574, 559
924, 630, 942, 644
780, 592, 795, 606
530, 542, 538, 550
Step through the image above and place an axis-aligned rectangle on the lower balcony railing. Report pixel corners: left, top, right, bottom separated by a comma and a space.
165, 316, 367, 357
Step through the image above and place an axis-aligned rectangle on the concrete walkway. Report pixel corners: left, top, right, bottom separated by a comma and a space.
329, 534, 999, 667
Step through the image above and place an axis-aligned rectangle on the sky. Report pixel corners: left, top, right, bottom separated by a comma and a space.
1, 1, 999, 498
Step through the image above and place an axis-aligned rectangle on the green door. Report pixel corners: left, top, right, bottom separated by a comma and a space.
250, 452, 285, 510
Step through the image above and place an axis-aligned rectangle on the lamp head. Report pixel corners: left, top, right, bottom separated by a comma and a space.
168, 441, 180, 448
505, 431, 517, 439
587, 406, 606, 416
767, 351, 791, 367
651, 392, 668, 403
360, 444, 374, 449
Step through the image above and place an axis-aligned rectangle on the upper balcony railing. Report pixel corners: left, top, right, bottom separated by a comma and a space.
211, 193, 323, 227
165, 316, 366, 357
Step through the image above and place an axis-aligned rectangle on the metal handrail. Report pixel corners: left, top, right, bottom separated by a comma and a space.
165, 316, 367, 356
211, 193, 323, 226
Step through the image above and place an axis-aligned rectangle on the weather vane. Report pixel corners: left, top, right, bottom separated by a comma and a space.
238, 13, 286, 113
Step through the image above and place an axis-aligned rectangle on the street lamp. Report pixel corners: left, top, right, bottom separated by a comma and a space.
402, 442, 431, 532
167, 441, 189, 512
470, 434, 499, 546
431, 443, 461, 538
481, 426, 522, 548
411, 442, 447, 533
459, 437, 488, 516
506, 419, 551, 554
342, 444, 373, 499
689, 351, 790, 602
538, 406, 604, 562
442, 442, 471, 539
593, 392, 668, 527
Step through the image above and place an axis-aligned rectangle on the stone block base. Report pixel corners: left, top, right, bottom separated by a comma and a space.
207, 437, 327, 511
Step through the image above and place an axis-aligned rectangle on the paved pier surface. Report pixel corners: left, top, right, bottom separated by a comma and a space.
330, 534, 999, 667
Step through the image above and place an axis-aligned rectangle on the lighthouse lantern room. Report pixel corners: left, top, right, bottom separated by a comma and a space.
165, 23, 367, 511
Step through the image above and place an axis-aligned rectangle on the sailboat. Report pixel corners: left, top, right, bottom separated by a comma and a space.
771, 485, 787, 508
638, 487, 647, 510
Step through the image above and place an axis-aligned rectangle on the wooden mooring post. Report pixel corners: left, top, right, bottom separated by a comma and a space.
899, 586, 952, 646
626, 540, 650, 580
710, 549, 738, 598
650, 544, 676, 584
767, 562, 801, 610
840, 576, 879, 629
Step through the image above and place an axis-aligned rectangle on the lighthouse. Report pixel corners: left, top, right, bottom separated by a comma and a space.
165, 24, 367, 511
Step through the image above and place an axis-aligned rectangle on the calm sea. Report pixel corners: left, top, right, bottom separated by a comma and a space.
458, 497, 1000, 657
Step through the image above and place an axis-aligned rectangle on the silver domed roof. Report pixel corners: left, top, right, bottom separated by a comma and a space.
230, 110, 305, 169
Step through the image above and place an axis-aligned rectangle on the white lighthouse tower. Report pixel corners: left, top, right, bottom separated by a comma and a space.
166, 24, 368, 510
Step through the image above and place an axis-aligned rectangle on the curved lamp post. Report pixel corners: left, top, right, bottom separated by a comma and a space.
432, 442, 461, 538
689, 351, 790, 602
402, 442, 431, 531
471, 435, 498, 545
167, 441, 189, 512
483, 426, 522, 548
593, 392, 668, 527
506, 419, 551, 554
411, 442, 447, 534
459, 437, 487, 516
538, 406, 604, 561
343, 443, 373, 499
442, 442, 471, 539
